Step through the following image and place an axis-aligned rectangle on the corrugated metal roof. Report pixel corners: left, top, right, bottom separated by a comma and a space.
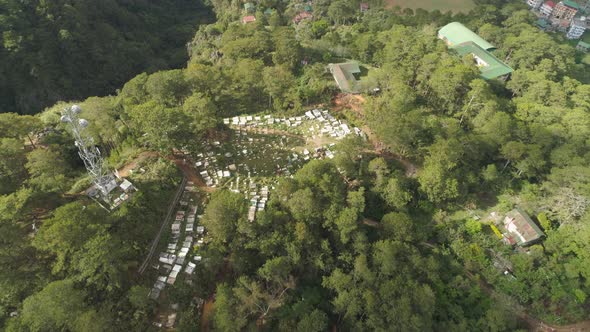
504, 208, 545, 246
438, 22, 496, 51
452, 42, 513, 79
563, 0, 580, 9
328, 62, 361, 93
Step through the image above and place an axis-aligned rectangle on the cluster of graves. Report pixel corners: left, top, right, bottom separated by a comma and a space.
222, 109, 364, 140
248, 184, 270, 222
149, 182, 206, 302
191, 109, 365, 222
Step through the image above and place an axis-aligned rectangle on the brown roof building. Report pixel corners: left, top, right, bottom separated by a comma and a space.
501, 208, 545, 247
242, 15, 256, 24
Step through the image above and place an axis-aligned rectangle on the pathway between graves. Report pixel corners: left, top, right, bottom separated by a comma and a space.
138, 176, 187, 274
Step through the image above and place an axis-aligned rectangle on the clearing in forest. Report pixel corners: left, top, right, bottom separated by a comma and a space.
385, 0, 476, 13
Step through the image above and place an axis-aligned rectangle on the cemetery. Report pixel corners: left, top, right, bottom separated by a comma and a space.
148, 181, 208, 328
192, 109, 364, 220
147, 109, 364, 327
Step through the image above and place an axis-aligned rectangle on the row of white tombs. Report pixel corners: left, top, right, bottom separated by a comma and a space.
149, 204, 205, 300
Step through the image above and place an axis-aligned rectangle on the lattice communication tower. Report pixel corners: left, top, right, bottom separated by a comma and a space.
61, 105, 116, 201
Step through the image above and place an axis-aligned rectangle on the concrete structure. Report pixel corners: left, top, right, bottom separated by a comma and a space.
528, 0, 544, 9
551, 0, 579, 21
502, 208, 545, 247
439, 22, 513, 79
540, 1, 556, 16
567, 16, 588, 38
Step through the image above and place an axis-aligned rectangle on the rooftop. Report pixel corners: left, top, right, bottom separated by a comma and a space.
536, 18, 550, 28
438, 22, 496, 51
544, 1, 556, 7
242, 15, 256, 24
562, 0, 581, 9
452, 41, 513, 79
502, 208, 545, 246
328, 62, 361, 93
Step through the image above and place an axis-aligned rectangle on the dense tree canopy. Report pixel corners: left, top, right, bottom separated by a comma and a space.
1, 0, 590, 330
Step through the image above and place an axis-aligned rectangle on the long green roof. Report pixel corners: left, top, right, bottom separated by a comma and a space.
438, 22, 496, 51
452, 42, 513, 79
563, 0, 580, 10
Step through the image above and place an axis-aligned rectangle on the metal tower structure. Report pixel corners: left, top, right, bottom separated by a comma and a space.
61, 105, 116, 201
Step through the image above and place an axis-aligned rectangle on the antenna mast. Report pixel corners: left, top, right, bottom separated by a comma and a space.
61, 105, 116, 202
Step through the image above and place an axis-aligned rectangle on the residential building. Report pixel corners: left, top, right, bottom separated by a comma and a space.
540, 1, 556, 16
528, 0, 544, 9
438, 22, 513, 79
551, 0, 579, 21
501, 208, 545, 247
292, 11, 313, 24
360, 2, 370, 12
576, 40, 590, 51
566, 16, 588, 38
328, 62, 362, 93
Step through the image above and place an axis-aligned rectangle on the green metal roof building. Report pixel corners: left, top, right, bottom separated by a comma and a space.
438, 22, 496, 51
439, 22, 513, 80
244, 2, 255, 13
563, 0, 580, 10
328, 62, 361, 93
452, 42, 513, 80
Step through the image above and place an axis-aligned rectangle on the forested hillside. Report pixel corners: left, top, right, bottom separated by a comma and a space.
1, 0, 590, 331
0, 0, 213, 115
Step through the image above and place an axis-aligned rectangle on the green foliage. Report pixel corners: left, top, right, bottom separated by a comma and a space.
25, 148, 71, 193
202, 190, 247, 244
0, 0, 213, 115
20, 279, 87, 331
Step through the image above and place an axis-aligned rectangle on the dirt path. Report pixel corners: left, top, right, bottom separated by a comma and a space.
200, 298, 215, 331
523, 314, 590, 332
116, 151, 159, 177
170, 154, 216, 193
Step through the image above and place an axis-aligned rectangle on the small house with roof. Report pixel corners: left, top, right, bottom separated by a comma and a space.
501, 208, 545, 247
293, 11, 313, 24
438, 22, 513, 80
242, 15, 256, 24
540, 1, 556, 16
360, 3, 370, 12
